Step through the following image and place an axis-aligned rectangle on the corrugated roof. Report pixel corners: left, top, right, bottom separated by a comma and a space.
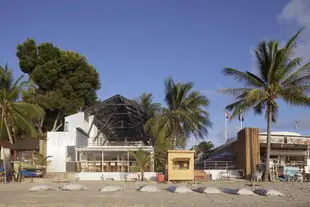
10, 139, 40, 150
0, 140, 13, 149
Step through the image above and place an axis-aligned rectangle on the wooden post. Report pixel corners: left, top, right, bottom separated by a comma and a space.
127, 151, 130, 172
102, 150, 104, 172
117, 152, 119, 172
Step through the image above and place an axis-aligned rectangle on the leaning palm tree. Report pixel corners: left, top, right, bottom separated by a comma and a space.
129, 148, 153, 181
218, 28, 310, 181
147, 77, 212, 149
0, 65, 44, 144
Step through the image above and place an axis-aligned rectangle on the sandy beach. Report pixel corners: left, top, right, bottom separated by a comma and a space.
0, 180, 309, 207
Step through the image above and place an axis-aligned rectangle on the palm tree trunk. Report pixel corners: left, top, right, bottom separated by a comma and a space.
172, 124, 178, 150
141, 170, 144, 181
3, 117, 14, 144
264, 105, 272, 182
173, 135, 177, 150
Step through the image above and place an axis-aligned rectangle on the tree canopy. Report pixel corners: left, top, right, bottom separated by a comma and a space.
146, 77, 212, 149
191, 141, 214, 158
16, 38, 101, 132
0, 65, 44, 144
219, 28, 310, 181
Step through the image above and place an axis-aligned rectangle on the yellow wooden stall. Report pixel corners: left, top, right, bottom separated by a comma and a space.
167, 150, 195, 181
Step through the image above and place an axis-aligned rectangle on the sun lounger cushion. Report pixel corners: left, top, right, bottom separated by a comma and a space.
254, 189, 285, 196
170, 185, 193, 193
236, 188, 256, 196
139, 185, 160, 192
99, 185, 123, 192
198, 187, 222, 194
29, 184, 53, 191
62, 184, 88, 191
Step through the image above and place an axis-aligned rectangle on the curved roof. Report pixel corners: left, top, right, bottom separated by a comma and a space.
85, 94, 150, 144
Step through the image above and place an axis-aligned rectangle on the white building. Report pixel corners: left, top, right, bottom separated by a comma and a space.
46, 95, 156, 181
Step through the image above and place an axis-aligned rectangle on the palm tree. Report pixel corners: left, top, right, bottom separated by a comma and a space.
129, 148, 153, 181
218, 28, 310, 181
32, 152, 52, 167
147, 77, 212, 149
191, 141, 214, 158
134, 93, 161, 119
0, 65, 44, 144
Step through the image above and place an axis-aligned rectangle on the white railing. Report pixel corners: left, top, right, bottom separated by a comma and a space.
204, 161, 236, 170
87, 137, 104, 147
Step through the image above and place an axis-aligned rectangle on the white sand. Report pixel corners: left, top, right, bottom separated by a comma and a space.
0, 179, 309, 207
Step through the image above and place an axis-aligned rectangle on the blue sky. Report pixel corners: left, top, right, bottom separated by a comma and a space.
1, 0, 310, 147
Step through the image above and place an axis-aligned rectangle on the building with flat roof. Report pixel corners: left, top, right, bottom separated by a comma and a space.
197, 128, 310, 180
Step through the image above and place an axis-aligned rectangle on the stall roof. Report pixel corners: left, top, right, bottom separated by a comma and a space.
85, 94, 150, 144
10, 139, 40, 150
0, 140, 12, 149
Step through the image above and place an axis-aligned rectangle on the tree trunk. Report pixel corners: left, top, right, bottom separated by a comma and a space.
141, 170, 144, 181
172, 124, 178, 150
3, 117, 14, 144
264, 105, 273, 182
172, 136, 177, 150
51, 112, 62, 131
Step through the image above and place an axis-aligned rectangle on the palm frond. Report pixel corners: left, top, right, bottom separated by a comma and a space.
222, 68, 265, 87
218, 88, 251, 97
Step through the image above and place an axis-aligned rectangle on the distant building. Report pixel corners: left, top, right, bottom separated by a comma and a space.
197, 129, 310, 180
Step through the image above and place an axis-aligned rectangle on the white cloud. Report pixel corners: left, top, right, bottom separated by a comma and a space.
250, 0, 310, 75
279, 0, 310, 62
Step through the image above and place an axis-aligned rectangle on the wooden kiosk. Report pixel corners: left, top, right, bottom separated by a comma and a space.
167, 150, 195, 181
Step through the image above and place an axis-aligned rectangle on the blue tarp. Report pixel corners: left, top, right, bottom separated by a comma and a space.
20, 170, 37, 178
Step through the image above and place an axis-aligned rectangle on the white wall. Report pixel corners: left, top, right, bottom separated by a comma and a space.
47, 132, 70, 172
47, 112, 90, 172
47, 129, 88, 172
204, 169, 243, 180
65, 112, 89, 134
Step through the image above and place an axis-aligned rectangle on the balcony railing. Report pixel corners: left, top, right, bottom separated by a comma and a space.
204, 161, 236, 170
87, 139, 147, 147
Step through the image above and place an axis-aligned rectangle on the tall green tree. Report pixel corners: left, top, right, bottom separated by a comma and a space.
16, 39, 101, 133
147, 77, 212, 149
0, 65, 44, 144
218, 28, 310, 181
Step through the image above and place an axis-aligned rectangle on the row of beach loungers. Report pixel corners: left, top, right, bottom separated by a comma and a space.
29, 184, 285, 197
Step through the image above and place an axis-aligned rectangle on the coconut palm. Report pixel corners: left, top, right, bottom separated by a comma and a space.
147, 77, 212, 149
191, 141, 214, 158
0, 65, 44, 144
129, 148, 153, 181
32, 152, 52, 167
134, 93, 161, 119
218, 28, 310, 181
